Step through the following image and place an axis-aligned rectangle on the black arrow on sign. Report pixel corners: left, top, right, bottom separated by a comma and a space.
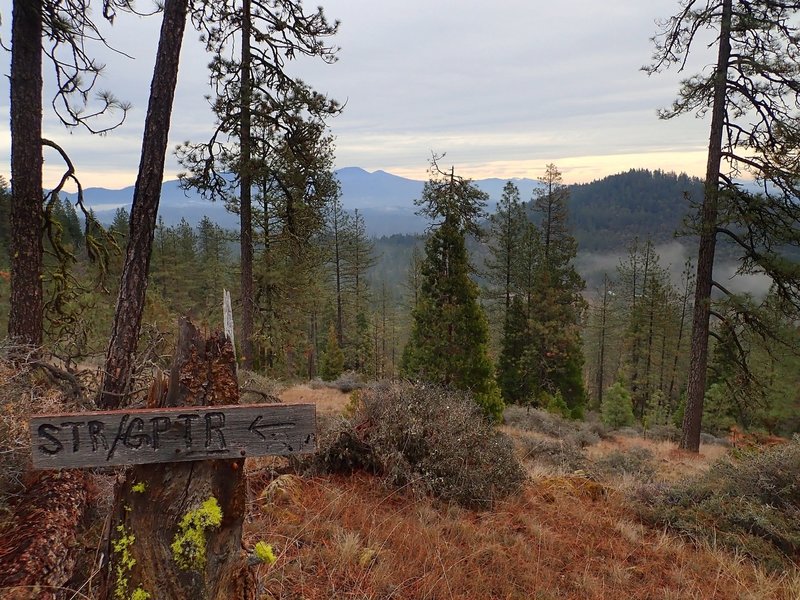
248, 416, 296, 441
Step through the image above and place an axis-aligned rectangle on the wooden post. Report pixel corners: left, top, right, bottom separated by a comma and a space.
101, 318, 253, 600
223, 288, 236, 365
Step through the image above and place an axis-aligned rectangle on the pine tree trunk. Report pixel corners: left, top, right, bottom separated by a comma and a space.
595, 277, 609, 407
9, 0, 44, 347
240, 0, 255, 370
0, 470, 88, 599
680, 0, 732, 452
102, 319, 253, 600
99, 0, 188, 409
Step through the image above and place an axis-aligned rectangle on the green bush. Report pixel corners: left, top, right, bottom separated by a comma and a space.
600, 382, 635, 429
636, 437, 800, 571
543, 390, 571, 419
702, 383, 737, 436
312, 382, 526, 508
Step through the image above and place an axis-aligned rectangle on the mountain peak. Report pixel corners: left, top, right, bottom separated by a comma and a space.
335, 166, 369, 176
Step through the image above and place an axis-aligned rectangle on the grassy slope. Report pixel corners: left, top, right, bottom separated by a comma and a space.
239, 387, 799, 599
2, 376, 797, 598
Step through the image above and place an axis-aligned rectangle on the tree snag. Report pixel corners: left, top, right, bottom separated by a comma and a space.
101, 319, 253, 600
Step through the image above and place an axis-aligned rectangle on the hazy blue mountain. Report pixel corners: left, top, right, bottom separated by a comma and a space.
63, 180, 240, 229
64, 168, 547, 236
64, 167, 705, 246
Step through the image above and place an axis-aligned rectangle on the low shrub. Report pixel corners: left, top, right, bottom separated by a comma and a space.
616, 426, 641, 437
583, 418, 612, 440
542, 391, 571, 419
503, 405, 578, 438
309, 372, 365, 394
636, 436, 800, 571
238, 370, 282, 404
700, 431, 729, 446
521, 437, 586, 472
504, 406, 603, 449
311, 382, 526, 508
330, 372, 366, 394
593, 447, 656, 481
646, 424, 680, 442
571, 427, 602, 448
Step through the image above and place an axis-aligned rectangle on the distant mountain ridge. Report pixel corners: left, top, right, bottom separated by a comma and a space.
64, 167, 703, 249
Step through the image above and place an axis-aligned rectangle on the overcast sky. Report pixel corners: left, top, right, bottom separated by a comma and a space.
0, 0, 719, 190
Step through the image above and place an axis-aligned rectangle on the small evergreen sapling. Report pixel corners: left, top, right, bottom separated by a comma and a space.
601, 382, 635, 429
320, 324, 345, 381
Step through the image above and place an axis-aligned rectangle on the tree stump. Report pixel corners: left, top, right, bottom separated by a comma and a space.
102, 319, 253, 599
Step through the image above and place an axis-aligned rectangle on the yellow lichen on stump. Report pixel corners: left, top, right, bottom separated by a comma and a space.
171, 497, 223, 572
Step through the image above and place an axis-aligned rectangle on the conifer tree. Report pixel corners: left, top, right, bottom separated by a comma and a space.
486, 181, 526, 314
246, 124, 338, 374
401, 157, 503, 421
648, 0, 800, 451
616, 238, 665, 417
525, 164, 587, 414
177, 1, 340, 369
496, 295, 534, 404
109, 208, 131, 240
342, 209, 376, 371
601, 382, 635, 428
196, 216, 233, 321
320, 323, 344, 381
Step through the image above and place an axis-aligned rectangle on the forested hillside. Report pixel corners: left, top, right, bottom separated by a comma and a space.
568, 169, 702, 251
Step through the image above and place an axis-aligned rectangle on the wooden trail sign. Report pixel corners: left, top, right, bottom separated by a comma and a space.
30, 403, 315, 470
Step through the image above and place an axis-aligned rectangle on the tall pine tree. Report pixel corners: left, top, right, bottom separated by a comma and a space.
401, 157, 503, 421
526, 164, 587, 416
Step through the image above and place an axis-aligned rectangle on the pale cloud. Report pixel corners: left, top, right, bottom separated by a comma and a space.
1, 0, 718, 189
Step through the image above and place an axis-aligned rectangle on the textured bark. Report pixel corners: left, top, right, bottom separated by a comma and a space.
102, 319, 253, 600
0, 470, 89, 600
99, 0, 189, 408
240, 0, 255, 370
8, 0, 44, 346
680, 0, 733, 452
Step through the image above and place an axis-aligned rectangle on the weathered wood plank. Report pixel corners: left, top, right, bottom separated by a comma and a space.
29, 403, 315, 470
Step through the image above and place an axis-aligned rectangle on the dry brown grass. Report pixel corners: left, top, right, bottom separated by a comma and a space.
244, 471, 799, 599
279, 383, 353, 416
247, 388, 799, 597
6, 374, 795, 599
585, 434, 729, 482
